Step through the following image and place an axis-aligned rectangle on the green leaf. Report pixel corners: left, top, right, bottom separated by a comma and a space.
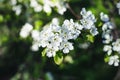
34, 20, 43, 30
104, 56, 109, 63
42, 48, 46, 57
98, 22, 103, 27
0, 15, 3, 22
86, 34, 94, 43
54, 53, 63, 65
64, 55, 74, 64
47, 12, 51, 16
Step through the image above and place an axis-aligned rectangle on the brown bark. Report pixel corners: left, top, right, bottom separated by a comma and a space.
114, 67, 120, 80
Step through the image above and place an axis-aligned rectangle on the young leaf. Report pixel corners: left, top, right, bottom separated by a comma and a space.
42, 48, 46, 57
54, 53, 63, 65
86, 34, 94, 43
104, 56, 109, 63
34, 20, 43, 30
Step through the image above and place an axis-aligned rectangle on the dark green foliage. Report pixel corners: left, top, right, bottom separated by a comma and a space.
0, 0, 120, 80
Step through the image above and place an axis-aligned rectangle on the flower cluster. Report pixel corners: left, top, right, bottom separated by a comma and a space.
116, 1, 120, 15
101, 12, 113, 44
103, 39, 120, 66
80, 8, 98, 36
31, 18, 83, 57
20, 8, 98, 58
101, 12, 120, 66
10, 0, 67, 15
30, 0, 67, 15
10, 0, 22, 15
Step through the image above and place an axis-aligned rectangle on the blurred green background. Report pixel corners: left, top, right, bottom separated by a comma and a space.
0, 0, 120, 80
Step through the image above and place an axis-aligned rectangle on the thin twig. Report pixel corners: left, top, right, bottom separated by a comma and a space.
66, 3, 81, 20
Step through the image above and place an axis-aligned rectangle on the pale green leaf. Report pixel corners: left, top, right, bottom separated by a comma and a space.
42, 48, 46, 57
54, 53, 63, 65
86, 34, 94, 43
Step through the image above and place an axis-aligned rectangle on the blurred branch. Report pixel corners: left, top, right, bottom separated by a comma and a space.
112, 28, 119, 40
66, 3, 81, 20
114, 67, 120, 80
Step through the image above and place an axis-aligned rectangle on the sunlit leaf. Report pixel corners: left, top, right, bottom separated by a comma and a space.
54, 53, 63, 65
42, 48, 47, 57
0, 15, 3, 22
34, 20, 43, 30
86, 34, 94, 43
104, 56, 109, 63
98, 22, 103, 27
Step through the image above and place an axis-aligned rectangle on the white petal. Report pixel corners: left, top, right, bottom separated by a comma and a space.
46, 52, 53, 57
31, 44, 39, 51
107, 50, 112, 55
114, 62, 119, 66
63, 48, 69, 53
108, 60, 114, 65
43, 5, 51, 13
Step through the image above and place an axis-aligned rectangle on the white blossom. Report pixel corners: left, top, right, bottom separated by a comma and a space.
71, 23, 83, 39
12, 5, 22, 15
42, 0, 55, 13
117, 2, 120, 8
31, 30, 40, 41
90, 27, 98, 36
108, 55, 119, 66
103, 45, 112, 55
34, 5, 42, 12
62, 19, 83, 40
80, 8, 97, 35
31, 30, 41, 50
29, 0, 67, 14
100, 12, 114, 44
47, 34, 62, 51
30, 0, 42, 12
43, 4, 52, 13
10, 0, 17, 6
46, 48, 56, 57
55, 0, 67, 15
31, 43, 39, 51
102, 22, 114, 31
74, 22, 83, 31
10, 0, 22, 16
80, 8, 98, 36
112, 39, 120, 52
80, 8, 96, 22
39, 30, 53, 47
30, 0, 38, 8
26, 8, 98, 57
100, 12, 114, 33
28, 13, 97, 57
60, 42, 74, 53
116, 2, 120, 15
52, 18, 59, 25
100, 12, 109, 22
102, 31, 113, 44
60, 28, 71, 41
80, 18, 94, 29
20, 23, 33, 38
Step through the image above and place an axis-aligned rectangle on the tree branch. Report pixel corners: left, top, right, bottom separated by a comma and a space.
66, 3, 81, 20
114, 67, 120, 80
